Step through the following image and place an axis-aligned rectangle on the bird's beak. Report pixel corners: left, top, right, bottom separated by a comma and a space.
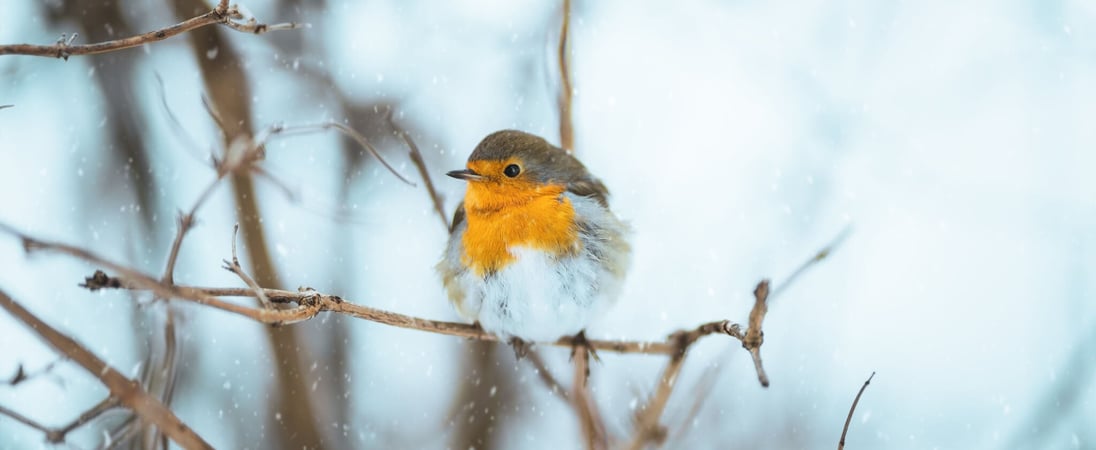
446, 169, 484, 181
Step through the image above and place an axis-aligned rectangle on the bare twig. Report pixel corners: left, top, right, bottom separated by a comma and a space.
0, 405, 50, 435
153, 73, 210, 165
665, 355, 727, 448
557, 0, 575, 152
744, 280, 771, 387
0, 104, 13, 110
5, 360, 61, 386
0, 4, 303, 59
625, 333, 690, 450
838, 372, 876, 450
524, 349, 570, 400
0, 290, 212, 450
386, 111, 449, 230
625, 280, 772, 449
573, 342, 608, 450
48, 397, 122, 443
222, 224, 272, 309
162, 166, 238, 287
162, 213, 196, 286
256, 122, 416, 186
771, 225, 852, 300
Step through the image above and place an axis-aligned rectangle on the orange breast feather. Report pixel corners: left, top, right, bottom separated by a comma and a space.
461, 183, 580, 276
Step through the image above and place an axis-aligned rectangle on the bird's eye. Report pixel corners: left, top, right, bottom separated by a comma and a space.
503, 164, 521, 178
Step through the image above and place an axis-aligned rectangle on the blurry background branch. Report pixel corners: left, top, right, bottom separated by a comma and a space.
556, 0, 575, 153
0, 290, 213, 450
0, 2, 302, 59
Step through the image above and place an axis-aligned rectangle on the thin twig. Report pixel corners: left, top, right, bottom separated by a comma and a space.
0, 104, 13, 110
385, 111, 449, 230
665, 354, 727, 448
47, 396, 122, 443
222, 224, 272, 309
0, 4, 302, 59
524, 350, 570, 400
0, 290, 212, 450
625, 280, 772, 449
625, 333, 690, 450
838, 372, 876, 450
573, 342, 608, 450
161, 213, 195, 286
770, 225, 852, 300
0, 404, 50, 435
5, 359, 61, 386
557, 0, 575, 153
255, 122, 416, 186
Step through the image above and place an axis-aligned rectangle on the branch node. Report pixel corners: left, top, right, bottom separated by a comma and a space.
81, 270, 123, 291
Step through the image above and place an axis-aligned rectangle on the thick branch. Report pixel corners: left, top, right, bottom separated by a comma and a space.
0, 290, 212, 450
0, 5, 302, 59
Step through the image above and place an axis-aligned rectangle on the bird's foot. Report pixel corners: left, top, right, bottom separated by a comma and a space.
568, 330, 601, 364
508, 337, 531, 360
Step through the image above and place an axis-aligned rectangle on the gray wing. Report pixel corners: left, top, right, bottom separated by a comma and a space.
566, 178, 609, 207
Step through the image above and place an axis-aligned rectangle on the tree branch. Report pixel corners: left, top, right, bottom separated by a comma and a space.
0, 290, 212, 450
557, 0, 575, 152
386, 111, 450, 230
572, 342, 608, 450
0, 4, 303, 59
838, 372, 875, 450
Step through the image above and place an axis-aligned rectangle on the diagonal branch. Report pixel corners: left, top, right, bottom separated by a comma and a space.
223, 224, 272, 309
386, 111, 450, 230
838, 371, 876, 450
0, 290, 212, 450
0, 4, 303, 59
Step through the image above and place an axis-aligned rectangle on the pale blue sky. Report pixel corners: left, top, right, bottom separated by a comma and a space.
1, 0, 1094, 448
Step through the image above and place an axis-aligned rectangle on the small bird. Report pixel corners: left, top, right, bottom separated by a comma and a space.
437, 130, 631, 346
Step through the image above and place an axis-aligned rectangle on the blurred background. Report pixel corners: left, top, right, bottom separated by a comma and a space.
1, 0, 1094, 448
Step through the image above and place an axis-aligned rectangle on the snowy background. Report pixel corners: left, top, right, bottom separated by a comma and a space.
1, 0, 1094, 448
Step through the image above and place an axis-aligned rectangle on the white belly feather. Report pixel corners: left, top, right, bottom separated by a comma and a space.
439, 193, 631, 342
455, 247, 622, 341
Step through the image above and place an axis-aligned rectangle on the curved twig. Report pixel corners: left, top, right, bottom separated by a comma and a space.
838, 372, 876, 450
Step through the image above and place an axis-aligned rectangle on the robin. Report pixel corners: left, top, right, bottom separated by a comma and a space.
437, 130, 631, 349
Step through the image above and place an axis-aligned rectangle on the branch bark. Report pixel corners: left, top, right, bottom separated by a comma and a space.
0, 4, 301, 59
